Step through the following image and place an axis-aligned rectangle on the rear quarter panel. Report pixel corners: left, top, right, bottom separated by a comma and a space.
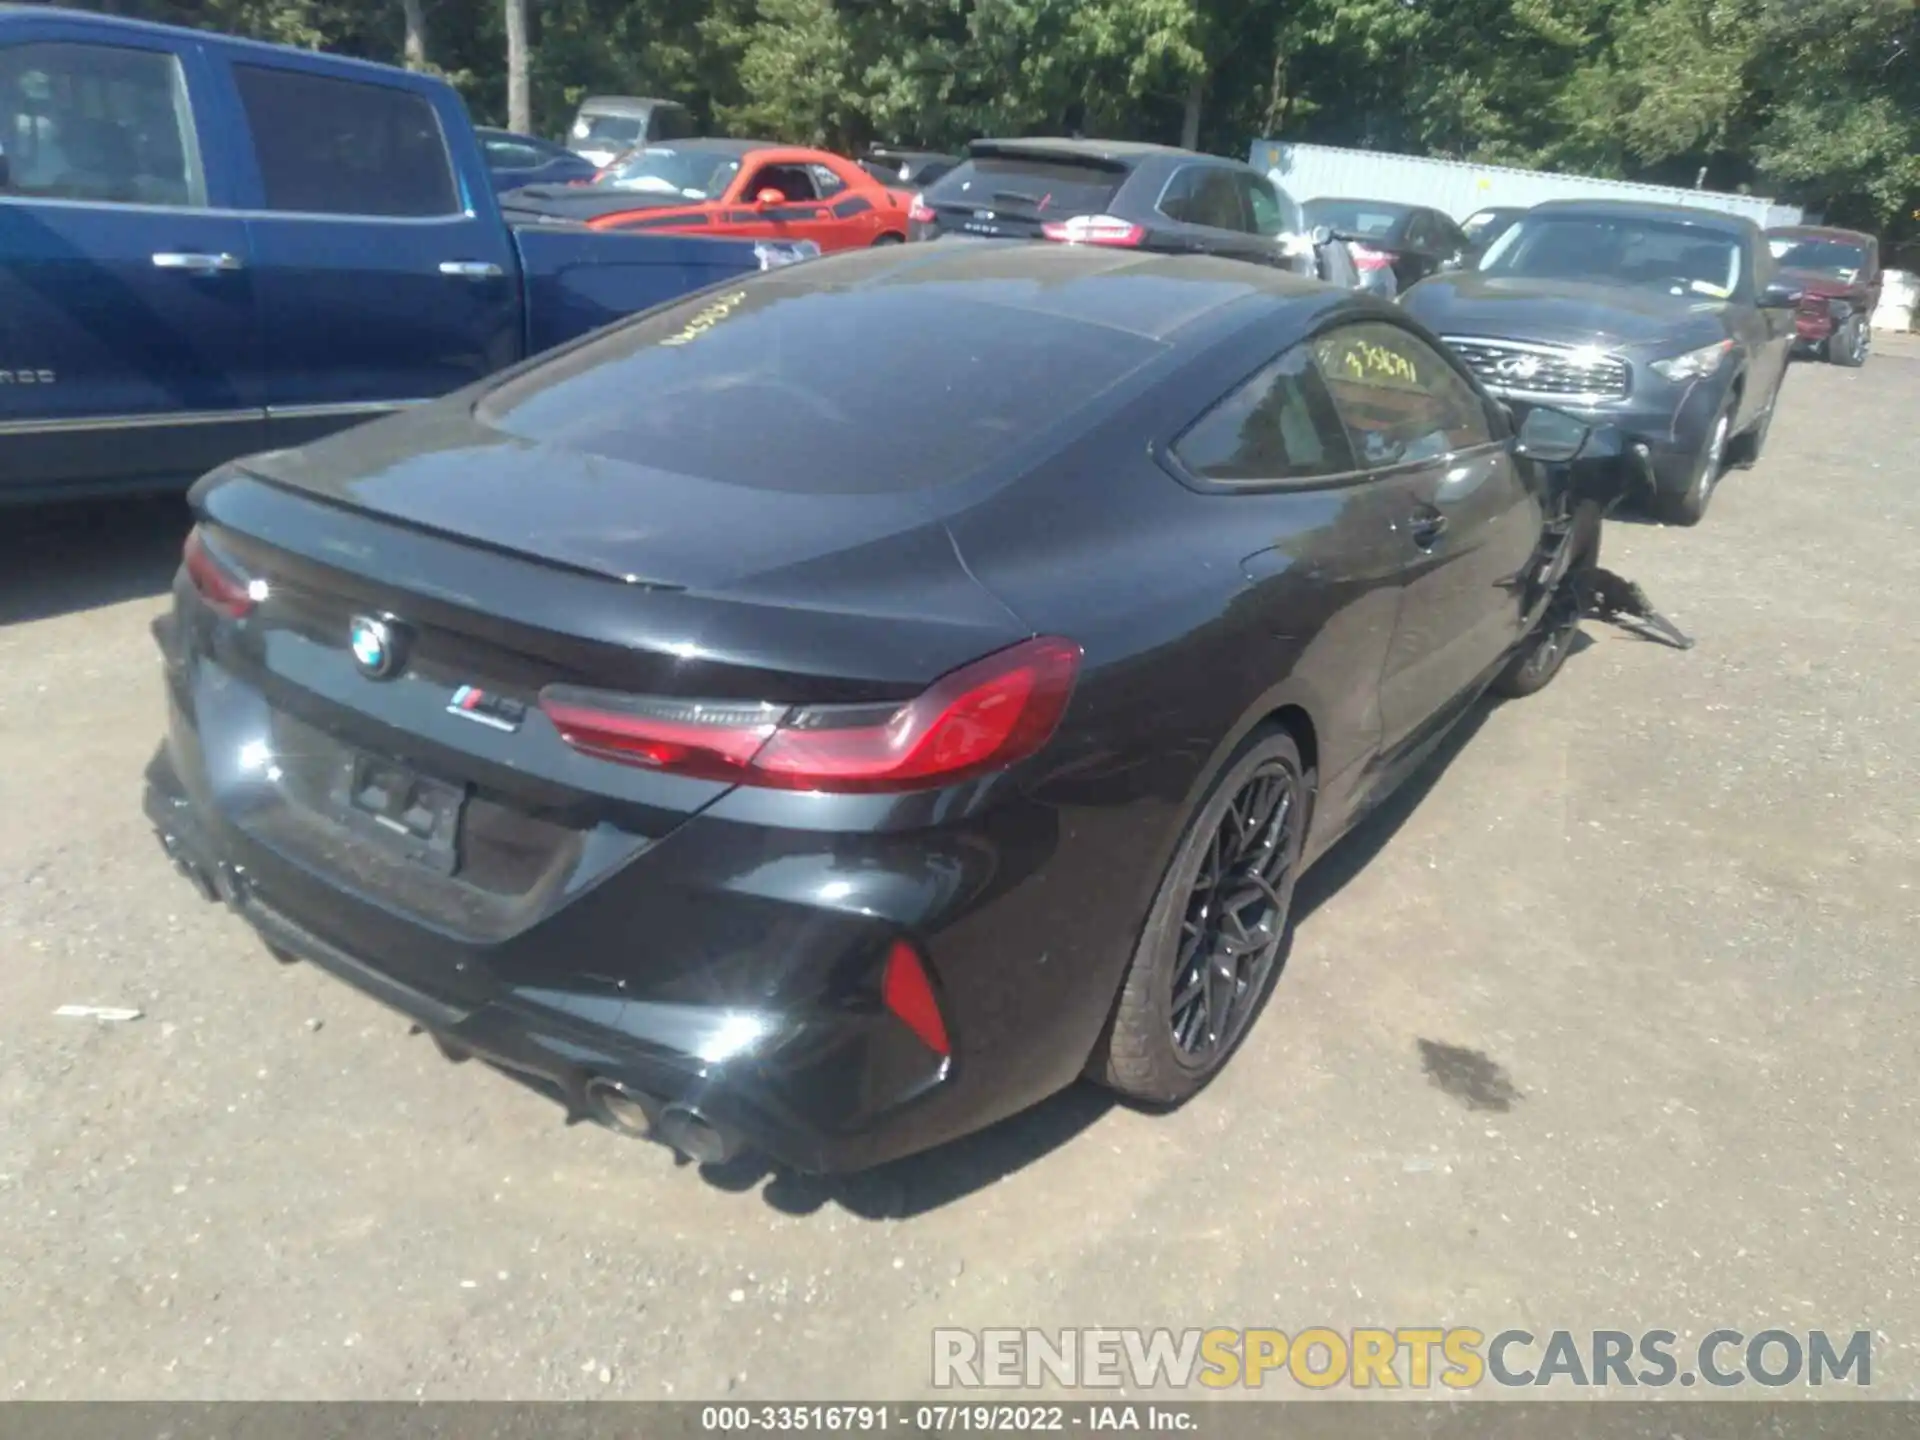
943, 301, 1404, 1021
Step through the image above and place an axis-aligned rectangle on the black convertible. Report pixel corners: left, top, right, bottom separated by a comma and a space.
149, 244, 1614, 1173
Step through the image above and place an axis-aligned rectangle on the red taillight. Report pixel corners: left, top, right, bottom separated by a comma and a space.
538, 636, 1081, 794
1040, 215, 1145, 247
882, 939, 949, 1056
908, 193, 936, 224
1349, 243, 1393, 271
182, 527, 254, 618
537, 695, 785, 782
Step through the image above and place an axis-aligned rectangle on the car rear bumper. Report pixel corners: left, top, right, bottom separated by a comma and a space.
144, 627, 1118, 1174
1794, 312, 1836, 343
147, 743, 933, 1173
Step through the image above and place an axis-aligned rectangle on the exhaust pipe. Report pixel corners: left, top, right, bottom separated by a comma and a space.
656, 1104, 744, 1167
583, 1078, 745, 1166
583, 1076, 659, 1137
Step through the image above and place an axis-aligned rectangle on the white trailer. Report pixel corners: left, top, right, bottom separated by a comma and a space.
1249, 139, 1804, 230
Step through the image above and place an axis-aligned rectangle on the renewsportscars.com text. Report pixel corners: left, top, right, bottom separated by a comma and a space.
931, 1328, 1874, 1390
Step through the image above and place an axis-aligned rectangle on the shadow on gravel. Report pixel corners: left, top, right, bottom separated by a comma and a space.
0, 496, 190, 626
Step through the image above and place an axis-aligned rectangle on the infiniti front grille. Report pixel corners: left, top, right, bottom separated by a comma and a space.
1444, 336, 1631, 401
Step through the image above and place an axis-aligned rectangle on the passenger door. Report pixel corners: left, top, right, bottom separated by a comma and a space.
1312, 320, 1543, 754
1167, 340, 1430, 795
0, 26, 260, 498
214, 55, 521, 452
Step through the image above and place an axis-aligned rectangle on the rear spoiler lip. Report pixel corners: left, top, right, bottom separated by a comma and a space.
962, 142, 1131, 173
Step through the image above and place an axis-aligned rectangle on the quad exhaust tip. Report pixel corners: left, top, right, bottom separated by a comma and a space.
583, 1077, 744, 1167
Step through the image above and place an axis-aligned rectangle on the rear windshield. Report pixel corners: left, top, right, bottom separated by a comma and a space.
479, 283, 1165, 493
927, 155, 1124, 218
1303, 200, 1407, 238
1768, 236, 1867, 280
574, 112, 643, 147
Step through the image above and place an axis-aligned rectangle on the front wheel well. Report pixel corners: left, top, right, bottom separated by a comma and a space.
1264, 703, 1319, 784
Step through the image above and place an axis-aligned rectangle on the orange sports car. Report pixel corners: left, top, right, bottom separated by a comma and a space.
500, 138, 914, 252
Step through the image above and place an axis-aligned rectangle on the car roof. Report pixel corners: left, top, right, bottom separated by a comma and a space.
1527, 198, 1756, 233
0, 4, 428, 81
1305, 196, 1416, 211
578, 96, 683, 115
744, 240, 1353, 342
1768, 224, 1875, 244
965, 137, 1222, 166
627, 137, 777, 158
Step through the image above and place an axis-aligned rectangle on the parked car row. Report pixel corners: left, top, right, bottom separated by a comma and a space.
0, 7, 820, 504
148, 241, 1627, 1173
1264, 186, 1885, 525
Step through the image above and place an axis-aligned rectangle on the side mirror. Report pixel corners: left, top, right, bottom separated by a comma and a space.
755, 187, 786, 206
1759, 281, 1804, 309
1515, 406, 1591, 464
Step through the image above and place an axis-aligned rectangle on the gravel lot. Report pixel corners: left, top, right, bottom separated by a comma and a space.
3, 338, 1917, 1401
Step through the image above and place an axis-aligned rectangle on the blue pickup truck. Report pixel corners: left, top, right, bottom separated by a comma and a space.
0, 7, 805, 504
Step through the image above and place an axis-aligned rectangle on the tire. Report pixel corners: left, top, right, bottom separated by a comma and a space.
1655, 400, 1733, 526
1830, 315, 1869, 368
1094, 729, 1310, 1104
1490, 500, 1601, 700
1731, 378, 1781, 470
871, 232, 905, 246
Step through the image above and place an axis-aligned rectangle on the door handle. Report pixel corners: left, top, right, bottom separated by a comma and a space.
439, 260, 504, 279
1408, 509, 1449, 548
152, 251, 244, 274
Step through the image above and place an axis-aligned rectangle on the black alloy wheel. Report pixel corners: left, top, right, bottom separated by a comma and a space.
1095, 729, 1310, 1103
1169, 762, 1297, 1064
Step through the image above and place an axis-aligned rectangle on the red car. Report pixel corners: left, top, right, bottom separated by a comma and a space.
1767, 224, 1882, 367
503, 138, 913, 252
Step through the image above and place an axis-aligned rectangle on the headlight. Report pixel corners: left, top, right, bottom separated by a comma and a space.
1648, 339, 1733, 382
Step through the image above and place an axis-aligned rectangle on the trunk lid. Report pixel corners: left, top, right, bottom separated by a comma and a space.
235, 400, 1013, 607
178, 456, 1027, 946
921, 150, 1128, 240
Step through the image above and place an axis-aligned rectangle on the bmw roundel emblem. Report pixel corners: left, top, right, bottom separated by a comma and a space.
348, 614, 405, 679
